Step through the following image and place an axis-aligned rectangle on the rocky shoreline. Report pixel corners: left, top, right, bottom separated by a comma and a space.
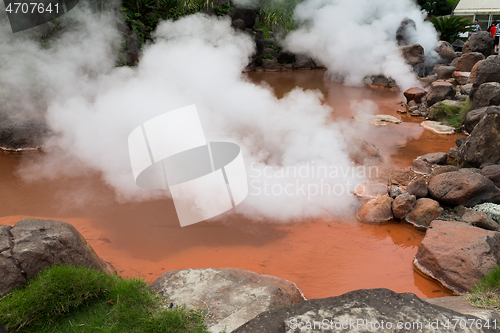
1, 218, 500, 332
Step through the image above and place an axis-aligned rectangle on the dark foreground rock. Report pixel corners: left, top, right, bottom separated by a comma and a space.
414, 220, 500, 294
150, 268, 305, 332
0, 219, 108, 296
0, 118, 50, 151
234, 288, 498, 333
462, 32, 494, 58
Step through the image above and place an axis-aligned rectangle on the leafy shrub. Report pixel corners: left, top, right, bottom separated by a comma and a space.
427, 15, 475, 43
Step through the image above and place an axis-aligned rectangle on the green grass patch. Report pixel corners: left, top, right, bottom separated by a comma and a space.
428, 99, 472, 129
467, 265, 500, 309
0, 265, 209, 333
258, 0, 302, 33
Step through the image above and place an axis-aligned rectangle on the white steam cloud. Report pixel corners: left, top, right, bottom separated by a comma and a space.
284, 0, 439, 90
0, 2, 406, 222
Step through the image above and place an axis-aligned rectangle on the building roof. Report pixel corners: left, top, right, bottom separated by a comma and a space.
454, 0, 500, 14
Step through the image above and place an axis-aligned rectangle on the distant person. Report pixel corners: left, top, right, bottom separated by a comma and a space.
471, 20, 481, 35
496, 21, 500, 52
488, 21, 497, 38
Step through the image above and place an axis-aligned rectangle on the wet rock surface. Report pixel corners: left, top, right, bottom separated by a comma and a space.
419, 152, 448, 165
150, 267, 305, 333
420, 120, 455, 135
234, 288, 498, 333
353, 182, 388, 200
0, 219, 108, 296
403, 87, 426, 104
414, 220, 500, 294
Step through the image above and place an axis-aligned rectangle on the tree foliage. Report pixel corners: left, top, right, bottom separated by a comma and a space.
427, 15, 474, 43
417, 0, 452, 16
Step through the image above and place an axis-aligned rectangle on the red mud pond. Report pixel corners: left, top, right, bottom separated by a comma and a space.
0, 70, 464, 299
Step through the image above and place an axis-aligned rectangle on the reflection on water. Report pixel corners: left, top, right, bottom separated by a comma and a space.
0, 70, 459, 299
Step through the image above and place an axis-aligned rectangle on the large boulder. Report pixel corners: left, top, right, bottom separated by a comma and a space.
458, 107, 500, 167
426, 80, 456, 106
428, 171, 500, 206
456, 52, 485, 72
294, 54, 311, 69
473, 82, 500, 109
419, 152, 448, 165
0, 219, 108, 296
234, 288, 498, 333
468, 57, 500, 97
0, 118, 50, 151
400, 44, 425, 76
414, 220, 500, 294
150, 268, 305, 333
463, 31, 494, 58
463, 107, 488, 134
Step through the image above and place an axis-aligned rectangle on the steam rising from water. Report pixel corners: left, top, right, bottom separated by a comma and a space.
0, 2, 423, 222
284, 0, 439, 90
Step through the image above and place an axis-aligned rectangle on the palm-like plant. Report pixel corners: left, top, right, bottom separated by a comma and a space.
427, 15, 475, 43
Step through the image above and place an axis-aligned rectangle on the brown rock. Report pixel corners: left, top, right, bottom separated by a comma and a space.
413, 220, 500, 294
458, 107, 500, 167
436, 41, 457, 64
0, 225, 26, 296
428, 165, 461, 182
426, 80, 456, 107
349, 140, 382, 165
400, 44, 425, 76
462, 31, 494, 58
456, 52, 485, 72
461, 207, 500, 231
405, 198, 443, 231
452, 71, 470, 85
468, 57, 500, 97
407, 177, 428, 198
436, 66, 455, 80
464, 107, 488, 134
428, 171, 500, 207
481, 164, 500, 188
392, 193, 416, 219
419, 152, 448, 165
356, 196, 393, 223
353, 182, 388, 200
403, 87, 426, 104
150, 268, 305, 332
412, 158, 432, 175
473, 82, 500, 109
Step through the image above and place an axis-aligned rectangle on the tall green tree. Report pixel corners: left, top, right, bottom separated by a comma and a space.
417, 0, 452, 16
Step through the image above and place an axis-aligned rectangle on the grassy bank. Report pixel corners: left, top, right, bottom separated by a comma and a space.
467, 265, 500, 310
0, 265, 209, 333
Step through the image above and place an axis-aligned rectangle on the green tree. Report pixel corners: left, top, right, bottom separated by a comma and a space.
417, 0, 452, 16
